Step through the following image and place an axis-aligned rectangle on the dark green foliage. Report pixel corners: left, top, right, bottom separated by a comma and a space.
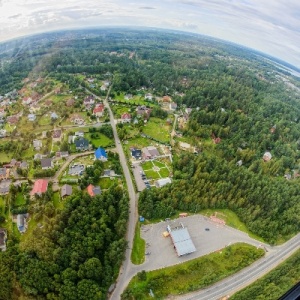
14, 186, 128, 299
139, 153, 300, 244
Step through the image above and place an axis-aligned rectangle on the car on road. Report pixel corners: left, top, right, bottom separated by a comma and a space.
205, 228, 210, 231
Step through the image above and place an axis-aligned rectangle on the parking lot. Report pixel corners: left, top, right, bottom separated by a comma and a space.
68, 164, 85, 176
132, 164, 147, 191
140, 214, 266, 271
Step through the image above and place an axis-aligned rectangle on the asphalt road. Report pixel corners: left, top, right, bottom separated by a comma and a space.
177, 233, 300, 300
86, 87, 138, 299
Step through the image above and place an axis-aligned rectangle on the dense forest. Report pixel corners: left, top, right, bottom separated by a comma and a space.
0, 29, 300, 297
0, 186, 128, 299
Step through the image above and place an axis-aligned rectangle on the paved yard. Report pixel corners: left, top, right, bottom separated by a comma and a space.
68, 164, 85, 175
139, 214, 268, 271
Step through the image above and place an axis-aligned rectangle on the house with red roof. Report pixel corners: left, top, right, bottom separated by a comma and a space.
121, 113, 131, 123
87, 184, 101, 197
30, 179, 48, 196
93, 104, 104, 117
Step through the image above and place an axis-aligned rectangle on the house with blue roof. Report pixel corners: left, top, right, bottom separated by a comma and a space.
94, 147, 108, 161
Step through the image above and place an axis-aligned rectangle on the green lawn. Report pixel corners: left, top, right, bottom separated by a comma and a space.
98, 177, 117, 189
4, 123, 15, 133
15, 193, 26, 206
142, 159, 171, 180
200, 209, 265, 242
85, 133, 114, 148
141, 161, 153, 169
153, 160, 165, 168
21, 146, 35, 159
143, 117, 171, 143
38, 115, 52, 126
159, 167, 170, 177
124, 243, 264, 299
53, 192, 64, 210
144, 169, 160, 179
131, 221, 145, 265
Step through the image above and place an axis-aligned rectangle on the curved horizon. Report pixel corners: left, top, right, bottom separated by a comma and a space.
0, 0, 299, 69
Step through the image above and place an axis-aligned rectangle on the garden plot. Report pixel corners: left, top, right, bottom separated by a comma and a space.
141, 159, 171, 181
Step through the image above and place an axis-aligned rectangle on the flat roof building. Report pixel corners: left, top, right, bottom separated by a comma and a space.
169, 227, 196, 256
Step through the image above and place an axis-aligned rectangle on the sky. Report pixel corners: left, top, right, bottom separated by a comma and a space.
0, 0, 299, 69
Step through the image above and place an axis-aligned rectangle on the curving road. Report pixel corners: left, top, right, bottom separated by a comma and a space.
176, 233, 300, 300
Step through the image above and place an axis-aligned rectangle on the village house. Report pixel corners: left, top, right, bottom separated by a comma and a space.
6, 115, 19, 125
120, 113, 131, 123
28, 114, 36, 121
87, 184, 101, 197
51, 112, 59, 120
66, 98, 75, 107
70, 114, 85, 125
17, 214, 28, 233
83, 95, 95, 109
30, 179, 48, 196
145, 93, 153, 101
0, 108, 6, 118
33, 139, 42, 151
0, 129, 6, 138
61, 184, 73, 198
142, 146, 160, 160
29, 104, 41, 113
136, 106, 151, 120
75, 137, 89, 151
56, 151, 69, 158
94, 147, 108, 161
156, 177, 172, 188
22, 97, 33, 105
162, 95, 172, 102
130, 148, 142, 160
0, 228, 7, 251
0, 179, 11, 195
169, 102, 177, 111
41, 158, 53, 170
125, 94, 133, 100
52, 129, 62, 142
93, 104, 104, 117
0, 168, 10, 180
263, 152, 272, 162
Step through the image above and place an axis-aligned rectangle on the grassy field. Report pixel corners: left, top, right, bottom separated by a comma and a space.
85, 133, 114, 148
53, 192, 64, 210
199, 209, 265, 242
131, 221, 146, 265
15, 193, 26, 206
38, 114, 52, 126
143, 117, 171, 143
124, 243, 265, 299
98, 177, 118, 189
124, 137, 150, 155
141, 159, 172, 180
21, 146, 35, 159
231, 249, 300, 300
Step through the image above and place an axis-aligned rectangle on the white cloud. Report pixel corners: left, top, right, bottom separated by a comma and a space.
0, 0, 299, 68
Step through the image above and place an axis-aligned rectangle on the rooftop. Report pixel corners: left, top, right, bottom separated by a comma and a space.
169, 227, 196, 256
